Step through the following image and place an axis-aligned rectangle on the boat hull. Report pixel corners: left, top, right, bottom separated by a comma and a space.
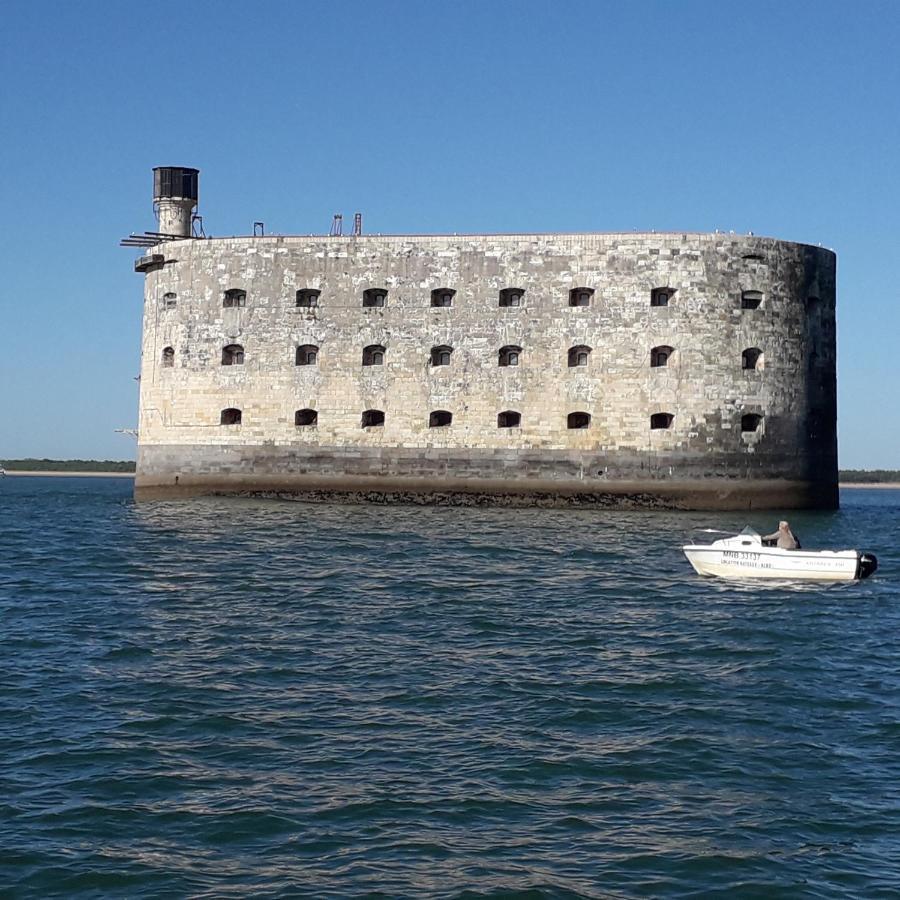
683, 545, 871, 581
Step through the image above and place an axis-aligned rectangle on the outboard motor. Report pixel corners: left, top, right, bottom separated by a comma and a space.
856, 553, 878, 580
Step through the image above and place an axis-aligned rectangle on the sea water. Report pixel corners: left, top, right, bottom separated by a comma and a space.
1, 477, 898, 897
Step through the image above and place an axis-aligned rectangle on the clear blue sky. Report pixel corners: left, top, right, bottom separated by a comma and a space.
1, 0, 897, 467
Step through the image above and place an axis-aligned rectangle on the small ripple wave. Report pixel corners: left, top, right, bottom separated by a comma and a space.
0, 478, 898, 897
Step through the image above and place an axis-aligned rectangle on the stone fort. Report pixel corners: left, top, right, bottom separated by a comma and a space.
130, 167, 837, 509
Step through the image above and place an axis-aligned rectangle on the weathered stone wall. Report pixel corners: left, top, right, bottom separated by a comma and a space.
134, 232, 837, 508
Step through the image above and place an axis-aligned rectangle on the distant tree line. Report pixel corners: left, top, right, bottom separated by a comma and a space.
1, 458, 136, 472
839, 469, 900, 483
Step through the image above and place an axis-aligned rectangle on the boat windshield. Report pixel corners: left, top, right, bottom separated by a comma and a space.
739, 526, 760, 537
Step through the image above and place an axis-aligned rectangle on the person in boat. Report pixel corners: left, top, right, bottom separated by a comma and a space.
762, 520, 801, 550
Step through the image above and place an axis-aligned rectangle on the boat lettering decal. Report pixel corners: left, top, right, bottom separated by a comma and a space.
723, 550, 759, 563
721, 550, 773, 569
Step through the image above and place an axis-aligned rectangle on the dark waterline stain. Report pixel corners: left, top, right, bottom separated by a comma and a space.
1, 477, 898, 898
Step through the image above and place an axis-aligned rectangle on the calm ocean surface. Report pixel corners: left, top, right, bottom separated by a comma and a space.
1, 477, 899, 898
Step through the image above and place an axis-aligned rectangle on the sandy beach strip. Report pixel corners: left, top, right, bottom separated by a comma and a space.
840, 482, 900, 489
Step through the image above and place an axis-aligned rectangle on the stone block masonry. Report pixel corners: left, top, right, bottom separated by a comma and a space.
134, 231, 837, 509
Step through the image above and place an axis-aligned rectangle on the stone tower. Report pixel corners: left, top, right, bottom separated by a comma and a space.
152, 166, 199, 238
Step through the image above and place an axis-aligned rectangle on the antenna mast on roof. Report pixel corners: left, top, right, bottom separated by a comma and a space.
352, 213, 362, 236
330, 214, 343, 236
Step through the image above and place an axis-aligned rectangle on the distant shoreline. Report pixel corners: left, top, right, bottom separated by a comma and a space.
3, 471, 135, 478
2, 471, 898, 488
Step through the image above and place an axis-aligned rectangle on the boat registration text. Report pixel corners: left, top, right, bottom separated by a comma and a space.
722, 550, 773, 569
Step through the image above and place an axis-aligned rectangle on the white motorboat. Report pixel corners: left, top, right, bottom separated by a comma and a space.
683, 527, 877, 582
